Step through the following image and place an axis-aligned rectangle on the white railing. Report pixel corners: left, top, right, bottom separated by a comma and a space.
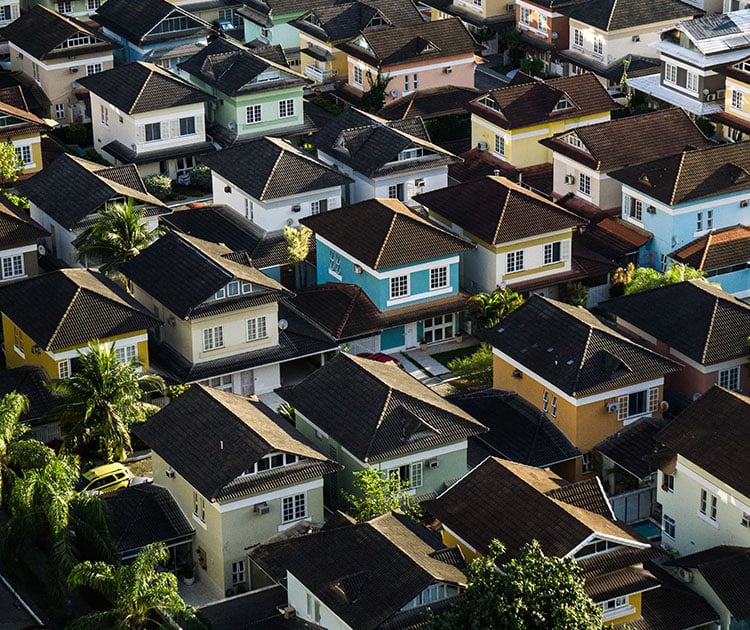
304, 65, 334, 84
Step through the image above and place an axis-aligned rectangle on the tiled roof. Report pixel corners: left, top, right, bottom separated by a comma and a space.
309, 107, 459, 178
545, 477, 614, 518
103, 484, 193, 558
423, 457, 644, 560
135, 384, 338, 501
0, 198, 48, 247
95, 0, 209, 43
447, 148, 554, 192
0, 94, 48, 136
248, 512, 466, 630
577, 545, 663, 579
610, 142, 750, 205
378, 85, 483, 120
467, 73, 619, 131
101, 139, 215, 165
301, 198, 472, 270
539, 108, 712, 172
576, 217, 652, 261
118, 231, 290, 320
0, 269, 159, 352
565, 0, 699, 31
1, 5, 116, 61
282, 353, 487, 463
19, 154, 166, 230
201, 136, 351, 201
602, 279, 750, 364
290, 282, 470, 341
77, 62, 211, 114
595, 416, 669, 479
0, 366, 58, 424
199, 585, 288, 628
479, 295, 682, 397
670, 224, 750, 271
449, 389, 580, 468
654, 386, 750, 499
415, 175, 585, 246
584, 566, 660, 602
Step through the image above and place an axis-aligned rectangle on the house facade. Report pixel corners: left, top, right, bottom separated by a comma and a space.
0, 198, 48, 285
237, 0, 308, 61
0, 87, 51, 177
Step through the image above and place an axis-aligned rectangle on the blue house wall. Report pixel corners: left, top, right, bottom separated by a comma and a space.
707, 267, 750, 297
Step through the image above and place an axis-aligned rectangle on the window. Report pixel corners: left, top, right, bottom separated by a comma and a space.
719, 366, 740, 391
565, 134, 582, 149
732, 88, 743, 109
279, 99, 295, 118
55, 104, 65, 120
328, 251, 341, 276
86, 63, 102, 76
506, 250, 524, 273
700, 489, 718, 521
600, 596, 628, 612
100, 104, 109, 126
56, 1, 72, 13
260, 27, 271, 40
232, 561, 245, 585
544, 242, 561, 265
387, 462, 423, 489
152, 16, 191, 34
551, 395, 557, 417
686, 71, 699, 93
542, 390, 549, 412
282, 493, 306, 522
114, 344, 137, 364
582, 452, 593, 474
538, 14, 548, 34
353, 66, 363, 86
58, 360, 70, 379
663, 514, 675, 538
662, 472, 674, 493
398, 147, 423, 161
423, 314, 453, 343
245, 104, 262, 124
306, 593, 321, 624
388, 184, 404, 200
218, 7, 241, 27
593, 37, 603, 55
627, 196, 642, 221
578, 173, 591, 197
179, 117, 195, 136
696, 212, 703, 232
144, 122, 161, 142
574, 29, 583, 47
202, 326, 224, 351
87, 0, 101, 9
494, 134, 505, 156
390, 275, 409, 299
519, 6, 530, 25
742, 512, 750, 528
246, 316, 268, 341
616, 388, 657, 421
13, 326, 23, 355
430, 266, 448, 290
575, 539, 620, 559
707, 209, 713, 230
201, 375, 232, 392
243, 452, 298, 475
193, 491, 206, 522
0, 5, 11, 19
664, 63, 677, 84
14, 145, 31, 167
2, 254, 23, 279
310, 199, 327, 214
404, 74, 409, 92
413, 74, 418, 90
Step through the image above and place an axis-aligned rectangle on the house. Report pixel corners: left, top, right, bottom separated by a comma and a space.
336, 17, 478, 103
299, 197, 474, 350
0, 268, 159, 381
609, 142, 750, 273
628, 9, 750, 116
248, 511, 467, 629
18, 154, 168, 268
711, 55, 750, 141
1, 5, 117, 124
281, 353, 487, 506
118, 230, 336, 394
20, 0, 104, 20
201, 136, 352, 232
0, 86, 51, 177
423, 456, 719, 628
77, 62, 214, 180
0, 366, 59, 442
180, 37, 310, 146
134, 383, 341, 595
309, 107, 461, 206
0, 0, 18, 27
94, 0, 211, 74
236, 0, 310, 60
602, 280, 750, 402
467, 73, 619, 169
415, 175, 588, 296
479, 295, 682, 480
0, 197, 48, 284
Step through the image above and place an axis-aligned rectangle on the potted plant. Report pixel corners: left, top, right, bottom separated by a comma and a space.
454, 330, 463, 343
418, 338, 427, 351
182, 563, 195, 586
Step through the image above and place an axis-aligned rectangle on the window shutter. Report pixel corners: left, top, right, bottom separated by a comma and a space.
648, 387, 659, 413
561, 239, 571, 261
136, 125, 145, 144
617, 395, 628, 421
328, 196, 340, 210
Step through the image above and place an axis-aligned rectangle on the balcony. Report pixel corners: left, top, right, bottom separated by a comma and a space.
304, 64, 336, 84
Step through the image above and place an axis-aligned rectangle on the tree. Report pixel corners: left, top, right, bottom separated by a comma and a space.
68, 542, 198, 629
51, 342, 165, 462
361, 68, 392, 113
342, 467, 411, 520
0, 141, 22, 188
75, 199, 164, 276
0, 392, 30, 504
619, 262, 709, 295
447, 343, 493, 392
429, 540, 602, 630
468, 288, 524, 330
284, 223, 312, 289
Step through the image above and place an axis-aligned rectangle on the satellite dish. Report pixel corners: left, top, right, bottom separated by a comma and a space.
285, 218, 294, 227
278, 319, 288, 331
37, 243, 47, 256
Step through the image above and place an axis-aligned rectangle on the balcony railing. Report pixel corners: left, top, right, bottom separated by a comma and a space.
304, 64, 335, 84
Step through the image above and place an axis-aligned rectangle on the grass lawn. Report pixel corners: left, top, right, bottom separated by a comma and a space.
431, 345, 481, 369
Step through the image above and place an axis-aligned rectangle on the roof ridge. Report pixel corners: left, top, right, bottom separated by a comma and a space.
701, 296, 721, 364
671, 150, 689, 206
259, 149, 285, 201
336, 286, 362, 337
574, 326, 595, 396
46, 280, 81, 351
699, 231, 713, 270
363, 383, 393, 463
373, 210, 398, 269
491, 188, 511, 245
606, 0, 618, 31
129, 67, 154, 114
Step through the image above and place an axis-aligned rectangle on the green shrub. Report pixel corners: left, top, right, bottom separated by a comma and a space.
144, 174, 172, 200
188, 163, 211, 191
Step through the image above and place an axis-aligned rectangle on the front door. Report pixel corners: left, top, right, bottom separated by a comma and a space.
404, 322, 417, 348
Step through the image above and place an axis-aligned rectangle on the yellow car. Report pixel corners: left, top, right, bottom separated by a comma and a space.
76, 463, 132, 494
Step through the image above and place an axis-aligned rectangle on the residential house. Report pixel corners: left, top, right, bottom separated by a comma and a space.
415, 175, 588, 297
337, 17, 478, 103
0, 197, 48, 284
309, 107, 460, 206
422, 0, 515, 55
201, 136, 352, 232
94, 0, 211, 74
0, 365, 59, 441
628, 9, 750, 116
180, 37, 310, 147
19, 154, 168, 267
169, 0, 244, 36
479, 295, 682, 480
119, 230, 336, 394
712, 54, 750, 141
0, 268, 159, 380
248, 511, 467, 629
603, 280, 750, 401
0, 86, 51, 177
78, 62, 214, 180
281, 353, 487, 506
423, 457, 719, 628
20, 0, 105, 20
467, 73, 619, 169
236, 0, 310, 60
135, 384, 340, 595
1, 5, 117, 124
299, 197, 474, 350
609, 142, 750, 271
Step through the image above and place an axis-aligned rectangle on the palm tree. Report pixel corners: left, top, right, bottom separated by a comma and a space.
467, 287, 524, 330
76, 199, 164, 276
68, 542, 197, 629
0, 392, 29, 503
51, 342, 165, 462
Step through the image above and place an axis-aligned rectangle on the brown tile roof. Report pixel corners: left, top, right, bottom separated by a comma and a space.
467, 73, 619, 131
301, 198, 473, 270
0, 198, 49, 248
565, 0, 699, 32
507, 253, 614, 293
545, 477, 614, 518
670, 224, 750, 271
578, 217, 652, 260
595, 416, 669, 479
447, 149, 554, 193
584, 566, 660, 602
415, 175, 586, 246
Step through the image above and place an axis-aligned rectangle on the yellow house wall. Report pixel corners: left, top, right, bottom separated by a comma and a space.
724, 76, 750, 121
603, 592, 642, 626
0, 128, 43, 175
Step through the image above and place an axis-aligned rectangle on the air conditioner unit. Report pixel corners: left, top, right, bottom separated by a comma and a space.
280, 606, 296, 620
415, 178, 425, 187
165, 468, 175, 479
254, 502, 270, 515
717, 89, 725, 98
353, 264, 363, 274
477, 140, 489, 151
506, 2, 515, 10
631, 35, 640, 42
677, 568, 693, 583
564, 174, 575, 185
607, 401, 619, 413
443, 66, 453, 74
70, 67, 78, 74
706, 92, 717, 101
426, 458, 439, 469
646, 205, 656, 214
741, 199, 748, 208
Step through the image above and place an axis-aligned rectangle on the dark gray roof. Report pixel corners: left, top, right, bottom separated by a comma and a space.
199, 584, 287, 628
102, 139, 215, 165
602, 280, 750, 365
134, 384, 339, 501
95, 0, 209, 43
201, 136, 351, 201
77, 62, 211, 115
0, 366, 57, 424
0, 198, 48, 247
283, 353, 486, 463
565, 0, 699, 32
450, 389, 580, 468
19, 154, 167, 230
479, 296, 682, 397
119, 231, 291, 320
595, 416, 669, 479
0, 269, 160, 352
309, 107, 459, 178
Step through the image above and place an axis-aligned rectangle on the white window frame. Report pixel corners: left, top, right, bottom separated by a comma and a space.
193, 491, 206, 522
56, 0, 72, 13
87, 0, 101, 9
144, 122, 161, 142
686, 71, 699, 94
664, 63, 677, 85
1, 254, 23, 279
246, 315, 268, 341
582, 452, 593, 474
232, 560, 245, 585
542, 390, 549, 412
353, 65, 363, 86
663, 514, 675, 538
506, 250, 524, 273
281, 493, 306, 523
494, 134, 505, 157
593, 36, 603, 56
179, 116, 196, 136
390, 275, 409, 299
114, 344, 137, 364
278, 99, 295, 118
543, 241, 562, 265
429, 266, 448, 290
578, 173, 591, 197
550, 395, 557, 417
245, 104, 262, 124
732, 88, 743, 110
696, 211, 703, 232
328, 251, 341, 277
58, 360, 70, 379
663, 472, 674, 493
202, 326, 224, 351
55, 103, 66, 120
86, 63, 102, 76
573, 29, 583, 48
719, 366, 739, 390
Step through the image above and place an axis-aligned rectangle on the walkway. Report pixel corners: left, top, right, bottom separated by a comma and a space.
399, 337, 481, 386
